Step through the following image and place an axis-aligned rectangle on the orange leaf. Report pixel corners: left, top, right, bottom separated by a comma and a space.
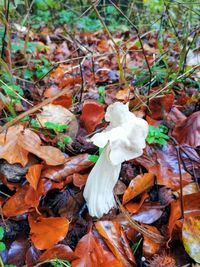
26, 164, 43, 190
0, 125, 29, 166
95, 221, 135, 267
123, 173, 155, 205
29, 215, 69, 250
143, 225, 161, 257
3, 184, 32, 217
18, 129, 65, 166
72, 230, 122, 267
80, 100, 105, 133
59, 76, 81, 89
125, 192, 149, 214
52, 94, 72, 108
39, 244, 77, 262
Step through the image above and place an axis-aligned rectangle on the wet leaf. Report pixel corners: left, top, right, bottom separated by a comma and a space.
7, 239, 29, 266
18, 129, 65, 166
96, 221, 135, 267
123, 173, 155, 205
72, 173, 88, 188
172, 111, 200, 147
143, 225, 161, 257
26, 164, 43, 190
42, 153, 93, 181
131, 204, 163, 224
80, 100, 105, 133
58, 76, 81, 89
0, 125, 29, 167
3, 184, 32, 217
125, 192, 149, 214
29, 215, 69, 250
72, 230, 122, 267
182, 216, 200, 263
39, 244, 77, 262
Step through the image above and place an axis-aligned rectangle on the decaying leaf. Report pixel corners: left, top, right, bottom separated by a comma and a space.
182, 216, 200, 263
18, 129, 65, 166
143, 225, 161, 257
172, 111, 200, 147
0, 125, 29, 166
29, 215, 69, 250
122, 173, 155, 204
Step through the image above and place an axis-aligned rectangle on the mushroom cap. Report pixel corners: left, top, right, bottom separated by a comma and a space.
91, 102, 149, 165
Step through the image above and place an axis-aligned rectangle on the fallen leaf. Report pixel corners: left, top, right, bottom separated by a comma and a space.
72, 230, 122, 267
59, 76, 81, 89
52, 94, 72, 108
0, 125, 29, 166
73, 173, 88, 188
7, 239, 29, 266
148, 93, 174, 120
39, 244, 77, 262
3, 184, 32, 217
182, 216, 200, 263
96, 221, 135, 267
25, 246, 41, 267
123, 173, 155, 205
18, 129, 65, 166
131, 204, 163, 224
143, 225, 161, 257
80, 100, 105, 133
125, 192, 149, 214
29, 215, 69, 250
26, 164, 43, 190
172, 111, 200, 147
42, 153, 93, 181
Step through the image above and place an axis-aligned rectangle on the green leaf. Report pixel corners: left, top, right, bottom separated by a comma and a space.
63, 136, 72, 144
0, 226, 4, 240
44, 122, 69, 133
88, 154, 99, 163
30, 119, 40, 128
57, 141, 65, 150
0, 241, 6, 251
24, 69, 33, 79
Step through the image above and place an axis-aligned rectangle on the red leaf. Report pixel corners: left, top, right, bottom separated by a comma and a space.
80, 100, 105, 133
29, 215, 70, 250
143, 225, 161, 257
59, 76, 81, 89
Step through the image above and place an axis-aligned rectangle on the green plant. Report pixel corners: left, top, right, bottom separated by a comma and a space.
146, 124, 169, 145
44, 122, 69, 133
34, 258, 71, 267
98, 86, 106, 103
57, 135, 72, 150
0, 226, 16, 267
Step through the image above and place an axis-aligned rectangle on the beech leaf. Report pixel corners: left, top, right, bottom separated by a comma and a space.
29, 215, 69, 250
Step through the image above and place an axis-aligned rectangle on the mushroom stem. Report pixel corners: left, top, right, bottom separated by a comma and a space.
83, 145, 121, 218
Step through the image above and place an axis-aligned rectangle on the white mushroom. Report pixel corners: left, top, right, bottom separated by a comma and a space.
83, 102, 149, 218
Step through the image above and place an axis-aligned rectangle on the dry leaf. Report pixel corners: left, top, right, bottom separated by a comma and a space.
26, 164, 43, 190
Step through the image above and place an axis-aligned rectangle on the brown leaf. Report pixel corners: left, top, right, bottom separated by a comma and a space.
123, 173, 155, 205
39, 244, 77, 262
0, 125, 29, 166
26, 164, 43, 190
143, 225, 161, 257
29, 215, 69, 250
18, 129, 65, 166
72, 230, 122, 267
42, 153, 93, 181
131, 204, 163, 224
148, 93, 174, 120
72, 173, 88, 188
3, 184, 32, 217
148, 144, 192, 190
59, 76, 81, 89
96, 221, 136, 267
172, 111, 200, 147
25, 246, 41, 267
80, 100, 105, 133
